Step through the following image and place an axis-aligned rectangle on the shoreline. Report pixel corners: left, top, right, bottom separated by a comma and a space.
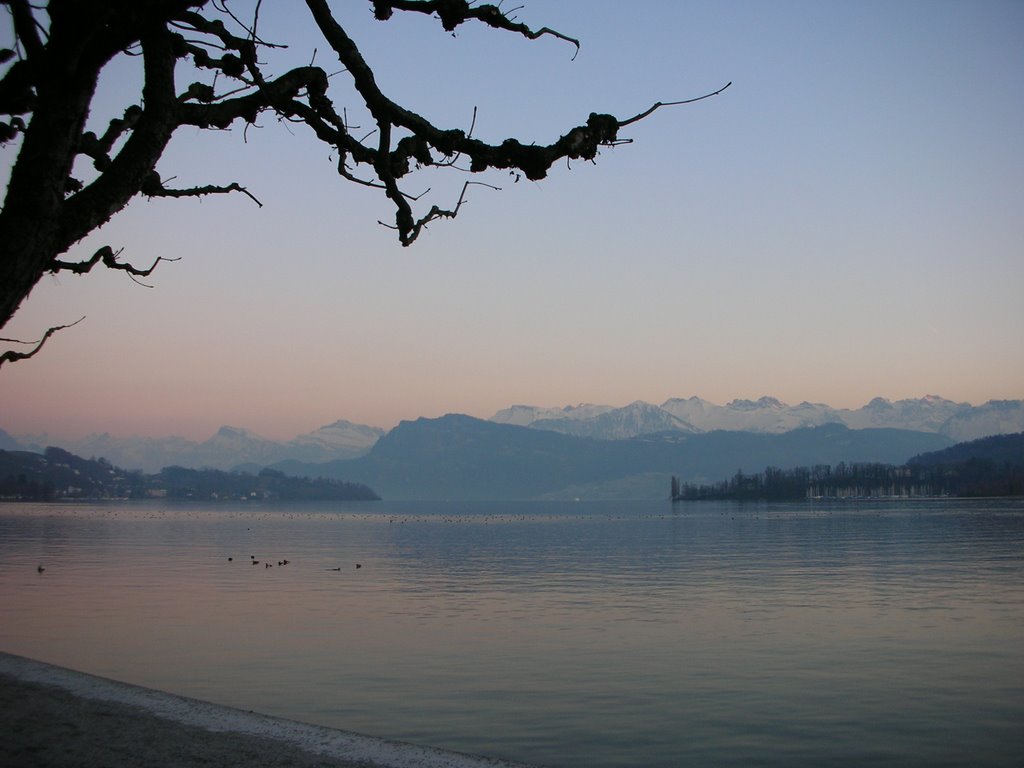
0, 652, 537, 768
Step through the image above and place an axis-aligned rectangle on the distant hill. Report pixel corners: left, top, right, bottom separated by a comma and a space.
273, 415, 952, 500
908, 432, 1024, 468
150, 466, 379, 502
275, 415, 636, 501
0, 447, 378, 501
0, 447, 142, 499
904, 432, 1024, 497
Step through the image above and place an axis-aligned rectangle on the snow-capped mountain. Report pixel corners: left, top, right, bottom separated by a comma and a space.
14, 431, 198, 473
182, 425, 284, 468
660, 396, 840, 433
287, 420, 386, 462
491, 396, 1024, 441
491, 403, 616, 427
938, 400, 1024, 442
837, 395, 970, 433
530, 401, 700, 440
10, 420, 384, 473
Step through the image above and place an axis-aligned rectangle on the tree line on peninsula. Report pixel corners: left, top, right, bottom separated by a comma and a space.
671, 432, 1024, 501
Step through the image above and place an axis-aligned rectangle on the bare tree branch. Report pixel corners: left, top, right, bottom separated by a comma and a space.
379, 180, 501, 245
0, 317, 84, 368
57, 26, 181, 251
6, 0, 45, 61
141, 174, 263, 207
49, 246, 180, 285
371, 0, 581, 58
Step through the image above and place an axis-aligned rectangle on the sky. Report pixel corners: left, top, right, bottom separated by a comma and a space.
1, 0, 1022, 441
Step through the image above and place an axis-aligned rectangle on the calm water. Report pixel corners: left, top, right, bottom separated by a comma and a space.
1, 498, 1022, 767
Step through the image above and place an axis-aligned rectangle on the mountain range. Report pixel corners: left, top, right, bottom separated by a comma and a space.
9, 425, 1020, 503
2, 420, 383, 474
493, 395, 1024, 441
2, 396, 1021, 484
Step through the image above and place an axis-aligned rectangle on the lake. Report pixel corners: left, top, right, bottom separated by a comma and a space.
1, 498, 1022, 767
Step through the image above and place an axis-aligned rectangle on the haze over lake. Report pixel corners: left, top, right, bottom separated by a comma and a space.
2, 498, 1022, 767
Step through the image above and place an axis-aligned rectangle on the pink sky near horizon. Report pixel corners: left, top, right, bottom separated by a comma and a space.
2, 1, 1022, 442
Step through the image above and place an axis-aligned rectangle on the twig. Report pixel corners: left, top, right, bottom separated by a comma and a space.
49, 246, 182, 288
0, 318, 85, 368
618, 82, 732, 128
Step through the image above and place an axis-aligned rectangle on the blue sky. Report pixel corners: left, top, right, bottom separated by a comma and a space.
1, 1, 1022, 440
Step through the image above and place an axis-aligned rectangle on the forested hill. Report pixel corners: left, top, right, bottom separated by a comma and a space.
908, 432, 1024, 467
674, 431, 1024, 501
0, 447, 378, 502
